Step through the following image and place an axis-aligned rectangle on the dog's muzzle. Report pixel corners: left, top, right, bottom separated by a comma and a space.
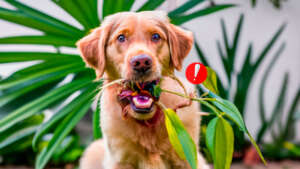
130, 54, 152, 74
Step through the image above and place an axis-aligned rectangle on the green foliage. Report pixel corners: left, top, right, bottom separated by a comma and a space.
93, 94, 102, 139
206, 117, 234, 169
202, 67, 219, 95
164, 108, 198, 169
255, 42, 300, 158
158, 73, 265, 169
196, 14, 286, 148
251, 0, 288, 9
0, 0, 234, 168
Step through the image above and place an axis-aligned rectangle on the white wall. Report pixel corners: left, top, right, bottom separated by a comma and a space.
0, 0, 299, 142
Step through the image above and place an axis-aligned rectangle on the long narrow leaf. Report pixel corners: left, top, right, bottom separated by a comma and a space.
5, 0, 83, 38
102, 0, 135, 18
0, 126, 37, 149
35, 99, 92, 169
195, 40, 209, 66
168, 0, 205, 17
171, 4, 235, 25
93, 94, 102, 140
0, 114, 43, 143
253, 24, 286, 69
0, 78, 92, 132
0, 52, 81, 63
32, 84, 97, 149
256, 43, 285, 143
258, 43, 285, 122
0, 35, 76, 47
137, 0, 165, 11
51, 0, 97, 29
0, 62, 84, 90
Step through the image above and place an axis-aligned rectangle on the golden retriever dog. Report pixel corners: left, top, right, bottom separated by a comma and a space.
77, 11, 209, 169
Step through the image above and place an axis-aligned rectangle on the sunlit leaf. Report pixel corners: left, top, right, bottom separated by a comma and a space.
163, 108, 197, 169
202, 67, 219, 95
206, 117, 234, 169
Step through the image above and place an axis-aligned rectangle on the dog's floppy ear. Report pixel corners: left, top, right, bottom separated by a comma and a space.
76, 25, 110, 79
168, 24, 194, 70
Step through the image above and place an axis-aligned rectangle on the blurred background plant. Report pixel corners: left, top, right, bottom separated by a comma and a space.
196, 12, 300, 162
251, 0, 288, 9
256, 44, 300, 159
0, 0, 235, 169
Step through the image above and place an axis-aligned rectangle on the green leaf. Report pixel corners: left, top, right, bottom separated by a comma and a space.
0, 8, 80, 39
168, 0, 205, 17
153, 84, 162, 98
294, 111, 300, 121
258, 43, 285, 123
253, 24, 286, 70
137, 0, 165, 11
35, 99, 92, 169
200, 85, 266, 164
282, 88, 300, 140
0, 114, 43, 152
195, 40, 209, 66
32, 85, 97, 149
0, 35, 76, 47
0, 114, 43, 142
200, 86, 246, 132
0, 52, 81, 63
247, 133, 267, 165
206, 117, 234, 169
0, 61, 84, 90
205, 117, 218, 154
0, 66, 85, 107
0, 126, 37, 149
52, 0, 99, 29
251, 0, 257, 7
4, 0, 83, 38
202, 67, 219, 95
171, 4, 235, 25
102, 0, 135, 18
163, 108, 197, 169
93, 94, 102, 140
0, 78, 92, 132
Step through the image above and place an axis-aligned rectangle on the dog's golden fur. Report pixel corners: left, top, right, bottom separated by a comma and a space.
77, 11, 209, 169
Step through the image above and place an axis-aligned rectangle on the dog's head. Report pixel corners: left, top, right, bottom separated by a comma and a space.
77, 11, 193, 122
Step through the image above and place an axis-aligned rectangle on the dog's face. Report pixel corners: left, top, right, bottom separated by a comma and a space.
77, 11, 193, 121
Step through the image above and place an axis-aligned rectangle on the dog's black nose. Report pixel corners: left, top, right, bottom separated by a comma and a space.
130, 54, 152, 73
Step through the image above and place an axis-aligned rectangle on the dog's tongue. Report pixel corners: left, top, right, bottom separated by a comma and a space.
132, 94, 153, 109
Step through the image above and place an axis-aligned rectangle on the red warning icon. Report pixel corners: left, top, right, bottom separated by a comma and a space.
185, 62, 207, 84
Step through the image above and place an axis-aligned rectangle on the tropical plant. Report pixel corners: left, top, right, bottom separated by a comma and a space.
256, 42, 300, 158
251, 0, 288, 9
195, 14, 286, 150
0, 0, 234, 168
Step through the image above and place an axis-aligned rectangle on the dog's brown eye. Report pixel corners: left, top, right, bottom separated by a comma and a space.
151, 33, 161, 42
117, 34, 126, 43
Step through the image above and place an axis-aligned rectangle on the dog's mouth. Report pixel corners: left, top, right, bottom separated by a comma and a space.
131, 94, 154, 113
118, 79, 161, 121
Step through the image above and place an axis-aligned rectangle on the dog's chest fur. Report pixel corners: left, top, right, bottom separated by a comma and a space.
100, 79, 192, 169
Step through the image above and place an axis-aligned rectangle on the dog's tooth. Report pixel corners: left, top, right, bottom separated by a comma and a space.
133, 97, 153, 108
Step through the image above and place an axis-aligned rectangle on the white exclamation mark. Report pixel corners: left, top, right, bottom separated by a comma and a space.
194, 64, 200, 81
